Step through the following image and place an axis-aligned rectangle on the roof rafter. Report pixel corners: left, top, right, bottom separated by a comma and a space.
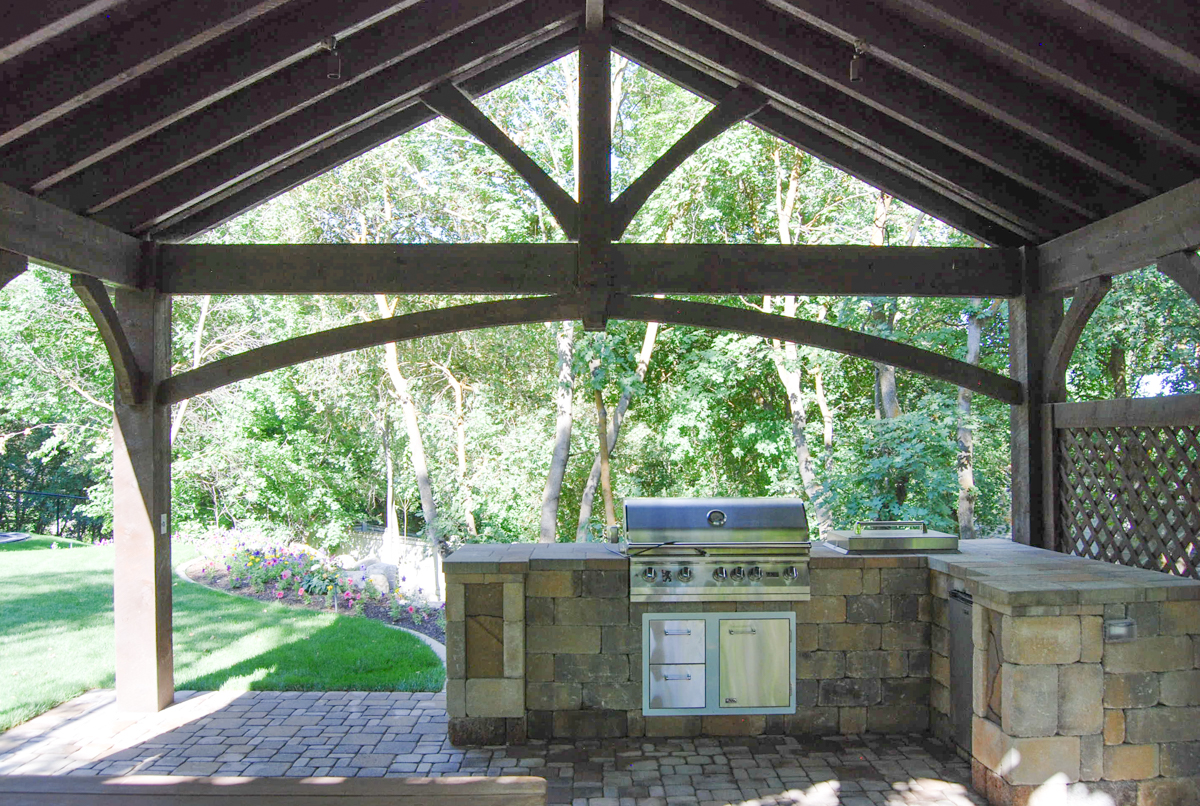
1054, 0, 1200, 79
0, 0, 126, 65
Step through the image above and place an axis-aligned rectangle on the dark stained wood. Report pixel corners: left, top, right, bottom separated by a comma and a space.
157, 242, 1019, 297
0, 249, 26, 290
1039, 179, 1200, 293
92, 2, 579, 233
611, 244, 1022, 298
0, 181, 142, 287
1053, 395, 1200, 429
4, 0, 425, 195
608, 294, 1022, 403
71, 274, 147, 404
44, 0, 535, 218
111, 286, 173, 712
642, 0, 1141, 220
887, 0, 1200, 159
158, 244, 577, 295
421, 82, 578, 239
0, 0, 126, 65
1055, 0, 1200, 79
160, 296, 584, 404
762, 0, 1174, 195
611, 32, 1028, 247
1041, 402, 1059, 553
0, 0, 291, 149
1009, 247, 1062, 549
610, 1, 1095, 239
610, 84, 767, 239
577, 10, 613, 330
149, 33, 580, 243
1156, 251, 1200, 309
1044, 277, 1112, 403
0, 775, 548, 805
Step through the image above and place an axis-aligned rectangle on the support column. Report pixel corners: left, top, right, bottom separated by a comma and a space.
0, 249, 26, 290
1009, 246, 1061, 549
112, 287, 173, 712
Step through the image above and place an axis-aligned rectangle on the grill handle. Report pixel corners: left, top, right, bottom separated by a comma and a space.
662, 629, 691, 636
662, 673, 692, 681
727, 627, 757, 635
855, 520, 926, 534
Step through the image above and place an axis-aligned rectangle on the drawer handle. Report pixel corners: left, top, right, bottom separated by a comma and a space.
662, 629, 692, 636
662, 673, 692, 681
727, 627, 757, 635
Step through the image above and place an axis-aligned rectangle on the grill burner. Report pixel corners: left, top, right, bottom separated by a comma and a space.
625, 498, 811, 603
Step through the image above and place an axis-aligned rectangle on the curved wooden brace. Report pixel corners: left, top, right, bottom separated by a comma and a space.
608, 295, 1023, 404
1157, 250, 1200, 309
159, 295, 585, 405
421, 82, 579, 239
1043, 276, 1112, 402
1, 249, 25, 291
71, 274, 147, 404
609, 84, 767, 239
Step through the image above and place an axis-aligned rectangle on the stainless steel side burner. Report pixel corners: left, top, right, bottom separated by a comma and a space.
625, 497, 811, 603
825, 520, 959, 553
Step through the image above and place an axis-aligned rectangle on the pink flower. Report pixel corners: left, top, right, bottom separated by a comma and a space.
276, 591, 285, 599
281, 570, 291, 580
407, 606, 415, 613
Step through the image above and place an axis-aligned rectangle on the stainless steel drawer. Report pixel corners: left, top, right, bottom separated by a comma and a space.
648, 664, 706, 709
647, 619, 705, 664
719, 618, 792, 708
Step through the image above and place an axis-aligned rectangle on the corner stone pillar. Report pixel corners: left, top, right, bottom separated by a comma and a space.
112, 287, 173, 712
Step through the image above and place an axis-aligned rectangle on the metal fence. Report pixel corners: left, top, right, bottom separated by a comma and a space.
0, 488, 105, 541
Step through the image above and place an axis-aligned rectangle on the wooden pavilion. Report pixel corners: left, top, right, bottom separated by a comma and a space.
0, 0, 1197, 714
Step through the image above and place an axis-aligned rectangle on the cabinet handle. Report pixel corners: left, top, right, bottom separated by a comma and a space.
662, 673, 692, 681
727, 627, 757, 635
662, 629, 691, 636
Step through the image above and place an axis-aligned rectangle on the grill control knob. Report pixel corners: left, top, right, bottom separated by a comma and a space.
730, 567, 745, 581
712, 566, 727, 581
784, 566, 800, 581
747, 566, 763, 581
678, 566, 692, 582
641, 567, 657, 582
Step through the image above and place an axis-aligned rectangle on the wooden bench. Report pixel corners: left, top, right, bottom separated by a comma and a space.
0, 775, 547, 805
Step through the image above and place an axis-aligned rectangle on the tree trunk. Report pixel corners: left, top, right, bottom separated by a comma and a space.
1107, 345, 1128, 398
956, 299, 991, 540
439, 364, 478, 536
576, 318, 660, 540
540, 320, 576, 542
382, 409, 400, 565
813, 304, 835, 472
170, 293, 211, 445
594, 388, 617, 540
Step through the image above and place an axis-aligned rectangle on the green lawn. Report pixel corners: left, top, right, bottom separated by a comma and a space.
0, 534, 91, 552
0, 537, 444, 732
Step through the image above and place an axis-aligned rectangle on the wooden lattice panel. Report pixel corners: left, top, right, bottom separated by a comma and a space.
1058, 425, 1200, 579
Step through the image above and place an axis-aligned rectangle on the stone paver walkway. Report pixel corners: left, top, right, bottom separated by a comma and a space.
0, 690, 985, 805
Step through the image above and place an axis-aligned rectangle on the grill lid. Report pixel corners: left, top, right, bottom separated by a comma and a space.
624, 497, 809, 543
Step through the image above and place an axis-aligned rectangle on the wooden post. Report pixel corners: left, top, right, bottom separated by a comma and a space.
577, 1, 611, 331
0, 249, 25, 290
112, 286, 174, 712
1009, 246, 1062, 548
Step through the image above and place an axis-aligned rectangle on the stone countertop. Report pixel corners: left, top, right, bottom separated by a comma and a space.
443, 538, 1200, 606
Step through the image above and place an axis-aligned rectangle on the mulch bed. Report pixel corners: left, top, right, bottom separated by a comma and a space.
181, 558, 446, 644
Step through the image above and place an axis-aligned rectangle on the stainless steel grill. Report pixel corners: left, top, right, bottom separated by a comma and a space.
625, 497, 811, 603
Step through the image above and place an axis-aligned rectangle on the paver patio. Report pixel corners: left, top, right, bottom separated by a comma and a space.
0, 689, 985, 805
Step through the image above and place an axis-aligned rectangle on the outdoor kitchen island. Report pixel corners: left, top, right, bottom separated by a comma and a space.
444, 538, 1200, 805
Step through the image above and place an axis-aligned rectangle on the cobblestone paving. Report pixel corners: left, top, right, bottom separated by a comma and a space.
0, 690, 985, 805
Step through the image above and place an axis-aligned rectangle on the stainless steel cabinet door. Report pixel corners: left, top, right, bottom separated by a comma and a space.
647, 619, 706, 664
648, 664, 706, 708
718, 618, 792, 708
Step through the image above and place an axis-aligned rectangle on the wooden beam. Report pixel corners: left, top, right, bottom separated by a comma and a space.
70, 274, 148, 404
610, 2, 1094, 239
1054, 0, 1200, 79
608, 294, 1022, 404
149, 33, 581, 243
1044, 277, 1111, 402
1053, 395, 1200, 429
0, 0, 291, 149
0, 249, 26, 291
642, 0, 1141, 220
577, 10, 612, 330
0, 181, 142, 286
610, 84, 767, 239
4, 0, 426, 194
888, 0, 1200, 159
91, 3, 579, 233
762, 0, 1172, 196
611, 31, 1028, 247
0, 0, 125, 65
1157, 250, 1200, 309
421, 82, 578, 239
1039, 179, 1200, 292
160, 296, 584, 404
157, 242, 1019, 297
41, 0, 534, 218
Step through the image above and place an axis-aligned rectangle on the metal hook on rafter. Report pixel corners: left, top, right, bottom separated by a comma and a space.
320, 36, 342, 81
850, 40, 867, 83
